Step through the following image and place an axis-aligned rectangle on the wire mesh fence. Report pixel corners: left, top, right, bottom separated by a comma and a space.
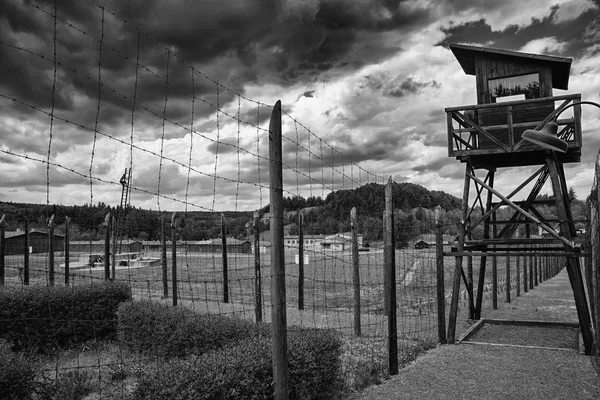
0, 1, 448, 398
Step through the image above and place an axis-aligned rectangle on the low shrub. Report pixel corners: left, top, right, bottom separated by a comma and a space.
132, 328, 342, 400
0, 282, 131, 352
45, 370, 96, 400
117, 301, 269, 357
0, 340, 39, 400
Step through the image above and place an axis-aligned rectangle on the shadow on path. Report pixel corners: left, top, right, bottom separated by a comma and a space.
354, 269, 600, 399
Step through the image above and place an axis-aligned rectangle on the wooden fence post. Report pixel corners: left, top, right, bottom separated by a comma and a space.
254, 211, 262, 323
492, 216, 497, 309
466, 248, 474, 319
351, 207, 361, 337
0, 214, 4, 286
534, 255, 538, 286
161, 214, 168, 298
171, 212, 178, 306
523, 247, 528, 293
24, 217, 29, 286
111, 215, 117, 280
448, 221, 465, 342
221, 213, 229, 303
268, 100, 289, 399
298, 211, 304, 310
515, 251, 520, 297
65, 216, 70, 286
383, 215, 389, 316
435, 207, 446, 344
505, 252, 511, 303
104, 212, 110, 281
48, 214, 55, 286
384, 177, 398, 375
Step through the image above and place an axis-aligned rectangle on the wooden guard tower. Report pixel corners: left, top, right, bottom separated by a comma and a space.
444, 43, 593, 354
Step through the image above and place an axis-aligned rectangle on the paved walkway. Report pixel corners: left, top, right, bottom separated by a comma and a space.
355, 269, 600, 399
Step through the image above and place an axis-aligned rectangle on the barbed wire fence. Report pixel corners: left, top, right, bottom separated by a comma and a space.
0, 0, 549, 398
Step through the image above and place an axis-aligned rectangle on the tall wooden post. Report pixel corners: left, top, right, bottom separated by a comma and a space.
448, 163, 470, 343
298, 211, 304, 310
475, 170, 494, 320
161, 214, 168, 298
516, 249, 520, 297
505, 252, 511, 303
48, 214, 55, 286
492, 214, 498, 309
0, 215, 4, 286
254, 211, 262, 323
171, 213, 178, 306
384, 177, 398, 375
466, 251, 474, 318
351, 207, 361, 337
546, 153, 593, 354
111, 215, 117, 280
383, 215, 389, 316
269, 100, 288, 399
534, 255, 538, 286
435, 207, 446, 344
221, 213, 229, 303
523, 224, 529, 293
24, 217, 29, 286
104, 212, 110, 281
64, 216, 70, 286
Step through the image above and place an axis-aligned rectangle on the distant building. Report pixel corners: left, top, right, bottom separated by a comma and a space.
252, 241, 271, 254
191, 238, 251, 254
414, 240, 429, 250
69, 239, 142, 254
284, 235, 325, 249
4, 230, 65, 255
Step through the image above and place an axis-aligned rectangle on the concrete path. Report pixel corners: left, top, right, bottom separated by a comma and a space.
354, 269, 600, 399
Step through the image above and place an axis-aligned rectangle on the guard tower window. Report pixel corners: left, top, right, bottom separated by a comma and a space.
488, 73, 540, 103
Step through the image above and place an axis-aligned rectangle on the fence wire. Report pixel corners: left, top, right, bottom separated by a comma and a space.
0, 1, 452, 398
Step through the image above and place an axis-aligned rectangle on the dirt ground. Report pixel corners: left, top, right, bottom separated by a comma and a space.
353, 269, 600, 399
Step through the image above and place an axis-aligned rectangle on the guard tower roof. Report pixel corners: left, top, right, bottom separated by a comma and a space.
449, 43, 572, 90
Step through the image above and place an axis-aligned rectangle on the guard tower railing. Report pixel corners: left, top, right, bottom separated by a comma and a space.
445, 94, 582, 168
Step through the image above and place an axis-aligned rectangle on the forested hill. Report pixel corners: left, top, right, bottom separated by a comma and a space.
0, 181, 460, 241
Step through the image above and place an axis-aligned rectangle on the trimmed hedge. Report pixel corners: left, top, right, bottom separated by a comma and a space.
117, 301, 270, 357
0, 282, 131, 352
132, 328, 342, 400
0, 340, 38, 400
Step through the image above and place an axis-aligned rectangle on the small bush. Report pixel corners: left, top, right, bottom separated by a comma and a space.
0, 282, 131, 352
0, 340, 38, 400
132, 328, 342, 400
117, 301, 269, 357
46, 370, 96, 400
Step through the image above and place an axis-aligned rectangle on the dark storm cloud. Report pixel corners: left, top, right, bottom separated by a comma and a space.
439, 3, 599, 59
0, 161, 89, 188
411, 157, 450, 173
385, 77, 441, 98
0, 0, 437, 132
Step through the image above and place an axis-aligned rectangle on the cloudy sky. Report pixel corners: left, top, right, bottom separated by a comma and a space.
1, 0, 600, 212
